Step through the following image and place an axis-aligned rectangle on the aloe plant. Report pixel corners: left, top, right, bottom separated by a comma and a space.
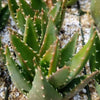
5, 13, 99, 99
4, 0, 100, 99
0, 1, 9, 31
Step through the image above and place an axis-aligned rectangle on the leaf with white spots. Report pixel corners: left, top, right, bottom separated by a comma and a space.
49, 0, 61, 22
40, 10, 48, 44
31, 0, 47, 11
89, 29, 100, 84
48, 66, 70, 88
10, 31, 38, 77
62, 71, 99, 100
59, 33, 78, 67
28, 68, 62, 100
23, 16, 39, 52
8, 0, 19, 21
49, 0, 62, 29
40, 19, 57, 56
5, 46, 31, 93
16, 8, 26, 33
19, 0, 34, 17
67, 32, 96, 83
49, 32, 96, 88
40, 40, 59, 75
48, 40, 59, 75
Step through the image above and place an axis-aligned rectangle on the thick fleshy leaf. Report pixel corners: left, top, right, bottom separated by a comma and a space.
16, 8, 25, 33
28, 68, 62, 100
8, 28, 23, 39
8, 29, 34, 81
64, 32, 96, 85
62, 71, 99, 100
40, 40, 59, 75
19, 0, 34, 17
49, 32, 96, 89
40, 10, 48, 44
48, 40, 59, 75
10, 31, 38, 76
49, 0, 62, 29
41, 42, 57, 64
89, 28, 100, 83
89, 27, 100, 71
48, 66, 70, 88
31, 0, 47, 11
40, 40, 58, 75
49, 1, 61, 21
33, 11, 41, 36
8, 0, 19, 21
23, 16, 39, 52
40, 20, 57, 56
5, 46, 31, 93
59, 33, 78, 67
90, 34, 100, 72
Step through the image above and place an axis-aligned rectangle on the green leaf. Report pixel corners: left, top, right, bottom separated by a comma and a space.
59, 33, 78, 67
40, 10, 48, 44
49, 1, 61, 21
68, 32, 96, 83
33, 11, 41, 36
16, 8, 26, 33
48, 40, 59, 75
10, 31, 38, 77
49, 32, 96, 89
41, 43, 56, 64
40, 40, 58, 75
62, 71, 99, 100
23, 16, 39, 52
40, 20, 57, 56
48, 66, 70, 88
49, 0, 62, 29
5, 46, 31, 93
19, 0, 34, 17
40, 40, 59, 76
90, 34, 100, 72
8, 28, 23, 40
8, 0, 19, 21
31, 0, 47, 11
28, 68, 62, 100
